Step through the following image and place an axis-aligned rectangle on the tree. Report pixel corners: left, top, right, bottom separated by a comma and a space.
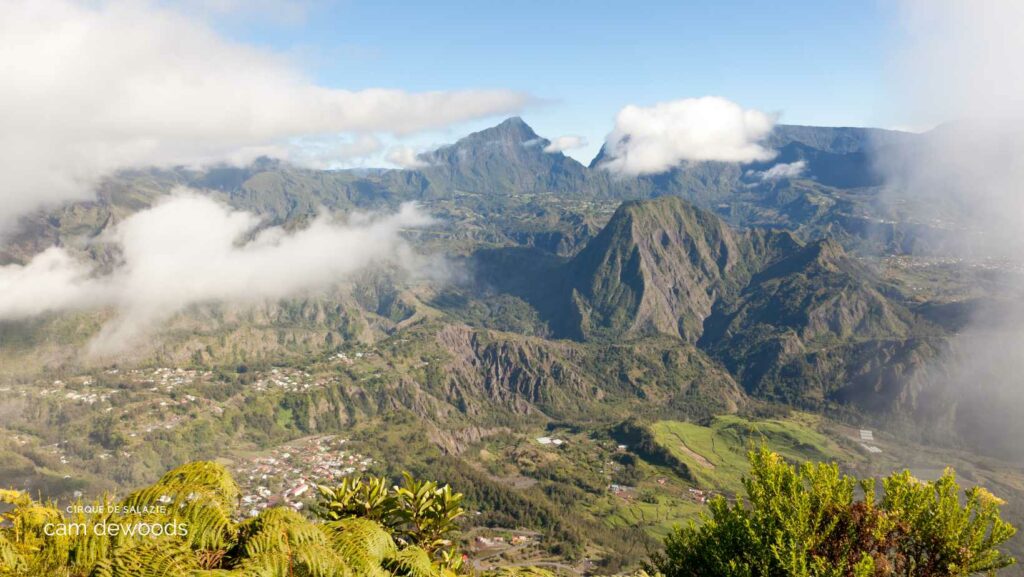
648, 447, 1017, 577
313, 472, 466, 571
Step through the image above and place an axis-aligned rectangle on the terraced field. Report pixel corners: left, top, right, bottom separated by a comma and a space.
649, 414, 856, 492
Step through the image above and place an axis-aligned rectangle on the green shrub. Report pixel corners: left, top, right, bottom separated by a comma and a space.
648, 447, 1017, 577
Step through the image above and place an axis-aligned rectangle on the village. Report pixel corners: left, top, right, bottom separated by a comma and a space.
0, 358, 385, 499
230, 435, 374, 518
252, 367, 341, 393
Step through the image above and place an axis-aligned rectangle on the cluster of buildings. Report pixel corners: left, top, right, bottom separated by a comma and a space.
132, 411, 189, 436
62, 389, 110, 405
332, 351, 372, 366
143, 367, 216, 391
232, 435, 374, 518
16, 378, 117, 405
472, 534, 534, 549
608, 483, 636, 499
252, 367, 337, 393
858, 429, 883, 454
887, 254, 1023, 273
7, 368, 218, 407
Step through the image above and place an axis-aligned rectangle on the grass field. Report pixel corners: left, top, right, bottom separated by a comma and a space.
650, 414, 853, 492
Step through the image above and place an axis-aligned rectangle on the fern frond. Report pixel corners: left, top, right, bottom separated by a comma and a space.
384, 545, 438, 577
228, 507, 353, 577
323, 517, 396, 576
89, 537, 200, 577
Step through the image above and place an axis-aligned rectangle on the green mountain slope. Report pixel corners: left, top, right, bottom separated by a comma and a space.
699, 237, 937, 405
563, 196, 755, 341
538, 196, 942, 414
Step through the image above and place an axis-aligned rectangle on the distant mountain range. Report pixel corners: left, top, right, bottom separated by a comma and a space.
0, 116, 995, 453
6, 116, 1024, 573
2, 116, 953, 267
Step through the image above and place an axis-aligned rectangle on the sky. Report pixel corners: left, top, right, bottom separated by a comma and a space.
196, 0, 900, 163
0, 0, 941, 232
3, 0, 1020, 356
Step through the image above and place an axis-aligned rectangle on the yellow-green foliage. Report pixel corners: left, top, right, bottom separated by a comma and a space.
314, 472, 465, 569
0, 462, 465, 577
481, 569, 558, 577
650, 447, 1017, 577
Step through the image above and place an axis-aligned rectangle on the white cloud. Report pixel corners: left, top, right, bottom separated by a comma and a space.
892, 0, 1024, 127
755, 160, 807, 181
872, 0, 1024, 457
0, 0, 529, 231
880, 0, 1024, 257
543, 135, 587, 153
285, 135, 384, 170
885, 124, 936, 134
174, 0, 315, 23
599, 97, 777, 176
385, 146, 429, 169
0, 248, 110, 320
0, 191, 434, 354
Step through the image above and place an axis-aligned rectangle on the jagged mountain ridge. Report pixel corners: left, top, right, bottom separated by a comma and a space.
470, 193, 942, 413
4, 116, 1024, 574
1, 116, 935, 266
0, 117, 956, 425
557, 196, 919, 347
698, 236, 929, 403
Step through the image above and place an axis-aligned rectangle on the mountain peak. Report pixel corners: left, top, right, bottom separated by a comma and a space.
473, 116, 540, 142
417, 116, 589, 195
497, 116, 529, 129
426, 117, 541, 158
565, 196, 750, 342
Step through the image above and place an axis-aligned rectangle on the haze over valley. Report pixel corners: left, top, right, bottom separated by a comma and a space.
2, 1, 1024, 575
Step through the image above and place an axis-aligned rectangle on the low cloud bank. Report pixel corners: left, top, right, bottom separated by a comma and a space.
543, 135, 587, 154
386, 146, 430, 169
754, 160, 806, 181
0, 0, 528, 231
0, 192, 434, 354
599, 97, 776, 176
875, 0, 1024, 457
879, 0, 1024, 273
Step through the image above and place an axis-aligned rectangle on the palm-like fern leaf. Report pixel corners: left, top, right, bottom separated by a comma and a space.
89, 538, 200, 577
227, 507, 352, 577
384, 544, 440, 577
323, 517, 397, 577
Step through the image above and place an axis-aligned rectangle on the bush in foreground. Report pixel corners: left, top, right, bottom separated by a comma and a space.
648, 447, 1017, 577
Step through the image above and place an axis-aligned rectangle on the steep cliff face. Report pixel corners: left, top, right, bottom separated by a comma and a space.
699, 238, 926, 404
433, 324, 744, 420
558, 196, 919, 349
436, 324, 590, 417
702, 239, 914, 345
564, 196, 756, 342
551, 195, 939, 412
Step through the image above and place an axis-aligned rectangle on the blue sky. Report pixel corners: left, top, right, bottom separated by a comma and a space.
0, 0, 1003, 233
206, 0, 900, 162
209, 1, 905, 162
